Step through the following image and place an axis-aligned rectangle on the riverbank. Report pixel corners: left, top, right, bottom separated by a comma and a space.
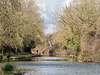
2, 54, 32, 61
0, 53, 99, 64
1, 53, 43, 62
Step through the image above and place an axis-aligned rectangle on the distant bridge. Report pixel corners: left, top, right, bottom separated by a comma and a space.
31, 47, 67, 57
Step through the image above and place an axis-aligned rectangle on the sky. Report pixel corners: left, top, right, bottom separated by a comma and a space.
37, 0, 72, 34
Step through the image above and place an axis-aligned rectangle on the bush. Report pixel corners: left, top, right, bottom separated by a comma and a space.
0, 53, 3, 60
2, 63, 15, 72
6, 54, 11, 59
1, 64, 25, 75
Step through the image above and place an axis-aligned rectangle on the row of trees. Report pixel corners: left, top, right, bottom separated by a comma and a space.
0, 0, 44, 53
54, 0, 100, 62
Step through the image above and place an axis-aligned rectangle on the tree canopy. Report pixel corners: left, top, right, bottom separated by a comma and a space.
0, 0, 44, 53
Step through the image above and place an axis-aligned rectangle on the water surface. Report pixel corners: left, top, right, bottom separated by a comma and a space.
0, 57, 100, 75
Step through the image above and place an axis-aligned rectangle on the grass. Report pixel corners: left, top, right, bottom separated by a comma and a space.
32, 54, 42, 57
4, 52, 31, 57
68, 56, 73, 58
16, 53, 30, 55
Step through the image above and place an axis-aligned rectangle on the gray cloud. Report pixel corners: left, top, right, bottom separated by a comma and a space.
38, 0, 72, 34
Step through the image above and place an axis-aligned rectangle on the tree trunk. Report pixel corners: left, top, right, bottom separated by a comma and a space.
2, 48, 4, 60
20, 46, 23, 53
15, 45, 18, 53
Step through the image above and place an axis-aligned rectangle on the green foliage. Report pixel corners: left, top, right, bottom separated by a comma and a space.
0, 53, 3, 60
1, 64, 25, 75
74, 43, 80, 53
66, 39, 70, 45
2, 63, 15, 72
17, 52, 30, 55
6, 54, 11, 59
69, 56, 73, 58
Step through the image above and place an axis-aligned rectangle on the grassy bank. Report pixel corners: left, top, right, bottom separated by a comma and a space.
0, 52, 43, 62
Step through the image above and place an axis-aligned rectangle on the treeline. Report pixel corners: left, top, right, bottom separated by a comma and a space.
0, 0, 44, 53
54, 0, 100, 62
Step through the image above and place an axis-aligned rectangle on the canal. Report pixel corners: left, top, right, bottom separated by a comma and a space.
0, 57, 100, 75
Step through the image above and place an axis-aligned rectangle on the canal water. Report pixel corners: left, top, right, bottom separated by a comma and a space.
1, 57, 100, 75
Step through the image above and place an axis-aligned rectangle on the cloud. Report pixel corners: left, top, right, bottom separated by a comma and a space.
38, 0, 61, 24
44, 24, 57, 34
38, 3, 46, 11
37, 0, 73, 34
37, 0, 51, 23
41, 13, 50, 20
62, 0, 73, 7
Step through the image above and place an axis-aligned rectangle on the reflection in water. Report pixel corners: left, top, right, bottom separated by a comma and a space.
0, 57, 100, 75
31, 57, 68, 61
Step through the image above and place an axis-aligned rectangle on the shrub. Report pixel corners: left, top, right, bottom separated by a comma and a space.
2, 63, 15, 72
6, 54, 11, 59
0, 53, 3, 60
1, 64, 25, 75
